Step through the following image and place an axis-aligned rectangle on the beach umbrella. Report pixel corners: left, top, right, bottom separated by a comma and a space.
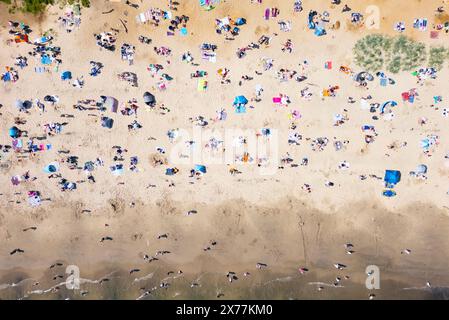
233, 95, 248, 105
11, 176, 21, 186
143, 92, 156, 106
15, 99, 24, 110
44, 162, 60, 174
84, 161, 95, 172
14, 99, 31, 110
308, 11, 317, 29
194, 164, 207, 174
416, 164, 427, 174
235, 18, 246, 26
61, 71, 72, 80
9, 126, 20, 138
23, 100, 32, 110
380, 100, 397, 114
355, 71, 374, 82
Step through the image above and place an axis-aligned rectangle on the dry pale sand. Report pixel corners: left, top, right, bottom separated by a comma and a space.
1, 0, 449, 299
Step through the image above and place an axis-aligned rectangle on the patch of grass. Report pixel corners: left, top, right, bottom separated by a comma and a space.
353, 34, 431, 74
2, 0, 89, 14
429, 47, 449, 70
22, 0, 54, 13
80, 0, 89, 8
353, 34, 392, 72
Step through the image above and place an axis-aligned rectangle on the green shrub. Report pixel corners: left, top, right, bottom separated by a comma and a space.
429, 47, 448, 70
353, 34, 430, 74
353, 34, 392, 72
22, 0, 54, 13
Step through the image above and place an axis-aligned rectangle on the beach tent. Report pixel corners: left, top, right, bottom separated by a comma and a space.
308, 11, 317, 29
61, 71, 72, 80
415, 164, 427, 175
233, 95, 248, 105
194, 164, 207, 174
104, 96, 119, 113
380, 101, 397, 114
9, 126, 20, 138
143, 92, 156, 107
355, 71, 374, 83
84, 161, 95, 172
101, 117, 114, 129
44, 162, 60, 173
384, 170, 401, 188
235, 18, 246, 26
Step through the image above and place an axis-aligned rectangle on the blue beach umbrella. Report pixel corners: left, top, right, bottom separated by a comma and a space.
194, 164, 207, 174
9, 126, 20, 138
233, 95, 248, 105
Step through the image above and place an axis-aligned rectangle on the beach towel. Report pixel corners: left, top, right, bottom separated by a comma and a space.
235, 105, 246, 113
12, 139, 22, 151
382, 190, 396, 197
264, 8, 270, 20
430, 31, 439, 39
201, 52, 216, 63
272, 97, 282, 104
198, 79, 208, 91
413, 18, 427, 31
41, 55, 53, 65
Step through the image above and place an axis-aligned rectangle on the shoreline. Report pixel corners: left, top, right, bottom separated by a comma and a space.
2, 197, 449, 299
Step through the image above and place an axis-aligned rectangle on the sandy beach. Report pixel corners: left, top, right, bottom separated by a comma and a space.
1, 0, 449, 299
